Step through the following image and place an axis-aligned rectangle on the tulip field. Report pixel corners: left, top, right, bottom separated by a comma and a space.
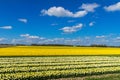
1, 56, 120, 80
0, 46, 120, 80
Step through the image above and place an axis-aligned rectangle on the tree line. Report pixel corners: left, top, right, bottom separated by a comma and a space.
0, 43, 120, 48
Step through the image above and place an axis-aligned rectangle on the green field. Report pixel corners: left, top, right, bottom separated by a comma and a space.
1, 56, 120, 80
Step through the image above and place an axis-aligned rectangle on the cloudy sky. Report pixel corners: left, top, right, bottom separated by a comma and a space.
0, 0, 120, 46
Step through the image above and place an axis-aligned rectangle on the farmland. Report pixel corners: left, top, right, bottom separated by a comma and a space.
0, 46, 120, 56
0, 46, 120, 79
1, 56, 120, 79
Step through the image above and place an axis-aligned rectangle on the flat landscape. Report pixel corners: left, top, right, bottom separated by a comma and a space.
1, 56, 120, 80
0, 46, 120, 79
0, 46, 120, 56
1, 0, 120, 79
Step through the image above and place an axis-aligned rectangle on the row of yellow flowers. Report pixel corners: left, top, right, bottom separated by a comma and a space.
0, 46, 120, 56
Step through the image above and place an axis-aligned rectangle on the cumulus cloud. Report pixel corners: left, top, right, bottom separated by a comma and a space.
38, 38, 82, 45
10, 34, 120, 46
18, 18, 27, 23
80, 3, 100, 12
89, 22, 95, 26
41, 3, 100, 18
60, 23, 83, 33
41, 6, 87, 18
73, 11, 88, 18
20, 34, 40, 39
0, 26, 12, 29
11, 34, 45, 44
104, 2, 120, 11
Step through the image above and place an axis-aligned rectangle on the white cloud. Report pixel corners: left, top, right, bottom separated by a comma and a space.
89, 22, 95, 26
28, 36, 39, 39
116, 37, 120, 40
60, 23, 83, 33
80, 3, 100, 12
10, 34, 120, 46
0, 26, 12, 29
11, 38, 36, 44
11, 36, 107, 45
41, 6, 73, 17
11, 39, 24, 44
114, 37, 120, 43
20, 34, 30, 37
41, 6, 87, 18
73, 11, 87, 18
41, 3, 100, 18
0, 38, 8, 44
38, 38, 65, 44
18, 18, 27, 23
20, 34, 39, 39
38, 38, 82, 45
96, 35, 105, 38
0, 38, 5, 41
11, 34, 45, 44
104, 2, 120, 11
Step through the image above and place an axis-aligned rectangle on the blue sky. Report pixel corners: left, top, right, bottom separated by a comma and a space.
0, 0, 120, 45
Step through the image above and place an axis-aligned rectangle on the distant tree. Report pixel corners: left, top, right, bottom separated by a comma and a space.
90, 44, 107, 47
16, 44, 26, 46
0, 44, 14, 48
